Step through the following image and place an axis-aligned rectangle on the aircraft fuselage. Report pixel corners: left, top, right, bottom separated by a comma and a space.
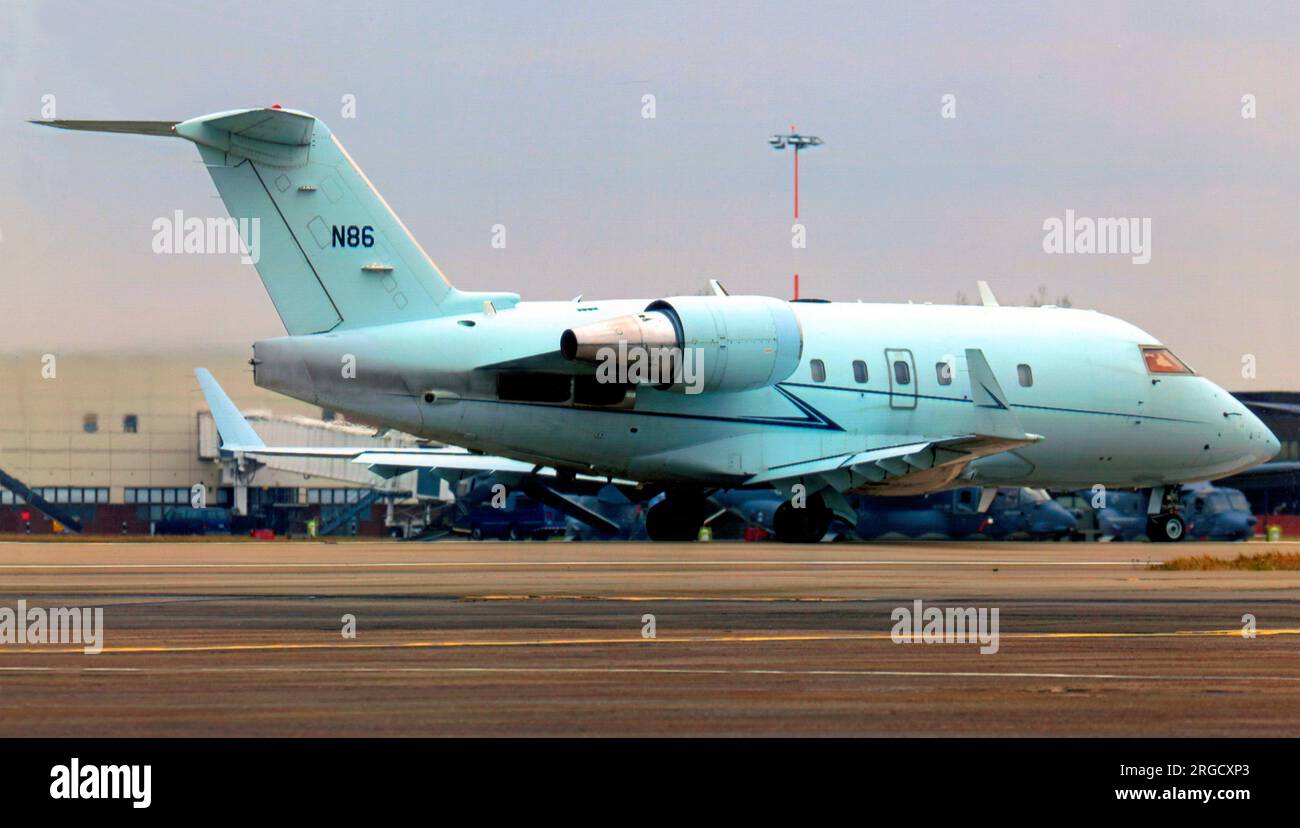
251, 299, 1277, 492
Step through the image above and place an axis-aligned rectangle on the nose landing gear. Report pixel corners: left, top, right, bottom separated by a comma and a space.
1145, 485, 1186, 543
1146, 512, 1186, 542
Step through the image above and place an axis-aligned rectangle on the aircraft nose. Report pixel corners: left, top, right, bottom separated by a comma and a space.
1262, 420, 1281, 460
1219, 393, 1280, 464
1248, 408, 1281, 462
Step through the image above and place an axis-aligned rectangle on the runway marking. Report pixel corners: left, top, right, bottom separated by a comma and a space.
468, 594, 862, 602
0, 559, 1164, 570
3, 628, 1299, 655
1, 664, 1299, 683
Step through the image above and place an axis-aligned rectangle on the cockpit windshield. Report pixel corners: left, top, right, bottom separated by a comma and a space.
1141, 346, 1194, 375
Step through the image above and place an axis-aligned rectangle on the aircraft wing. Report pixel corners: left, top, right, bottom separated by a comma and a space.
746, 349, 1043, 496
194, 368, 627, 483
744, 433, 1039, 489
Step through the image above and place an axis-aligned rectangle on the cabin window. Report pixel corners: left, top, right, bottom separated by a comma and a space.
82, 413, 98, 434
851, 360, 868, 383
1017, 363, 1033, 387
1140, 346, 1193, 375
935, 361, 953, 385
123, 414, 139, 433
810, 359, 826, 383
893, 360, 911, 385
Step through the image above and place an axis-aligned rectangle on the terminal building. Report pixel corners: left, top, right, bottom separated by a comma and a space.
0, 352, 448, 536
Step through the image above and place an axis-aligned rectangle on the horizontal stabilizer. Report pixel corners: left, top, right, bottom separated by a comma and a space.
34, 105, 522, 336
29, 119, 178, 136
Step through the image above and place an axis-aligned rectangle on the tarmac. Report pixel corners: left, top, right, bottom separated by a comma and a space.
1, 539, 1298, 736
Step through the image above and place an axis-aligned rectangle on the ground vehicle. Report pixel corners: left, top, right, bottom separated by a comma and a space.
155, 506, 232, 535
711, 486, 1076, 541
458, 492, 567, 540
1182, 484, 1256, 541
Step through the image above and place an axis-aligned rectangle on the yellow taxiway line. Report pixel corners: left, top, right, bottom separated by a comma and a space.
3, 628, 1299, 656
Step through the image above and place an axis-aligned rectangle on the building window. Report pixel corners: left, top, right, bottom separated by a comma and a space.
852, 360, 868, 384
893, 360, 911, 385
83, 413, 98, 434
810, 359, 826, 383
1017, 363, 1034, 387
123, 414, 139, 433
127, 487, 193, 504
936, 361, 953, 385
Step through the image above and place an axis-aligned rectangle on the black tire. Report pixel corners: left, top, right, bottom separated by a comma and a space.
1146, 514, 1186, 543
646, 498, 706, 541
772, 498, 832, 543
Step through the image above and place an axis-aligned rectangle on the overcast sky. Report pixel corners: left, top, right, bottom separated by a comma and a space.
1, 0, 1297, 389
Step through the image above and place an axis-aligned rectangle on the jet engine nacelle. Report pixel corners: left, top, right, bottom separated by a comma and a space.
560, 295, 803, 393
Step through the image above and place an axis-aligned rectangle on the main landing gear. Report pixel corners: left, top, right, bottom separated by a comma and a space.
1145, 485, 1186, 543
645, 494, 708, 542
772, 494, 832, 543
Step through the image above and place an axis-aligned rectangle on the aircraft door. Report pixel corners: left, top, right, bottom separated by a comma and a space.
885, 348, 917, 410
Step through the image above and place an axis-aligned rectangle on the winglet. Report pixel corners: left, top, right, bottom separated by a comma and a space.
976, 281, 999, 307
195, 368, 265, 450
965, 349, 1028, 439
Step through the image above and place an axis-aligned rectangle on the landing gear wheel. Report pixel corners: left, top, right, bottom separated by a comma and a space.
646, 497, 707, 541
1146, 513, 1186, 543
773, 497, 833, 543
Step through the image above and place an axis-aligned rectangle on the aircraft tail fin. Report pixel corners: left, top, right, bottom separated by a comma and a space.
34, 108, 517, 335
